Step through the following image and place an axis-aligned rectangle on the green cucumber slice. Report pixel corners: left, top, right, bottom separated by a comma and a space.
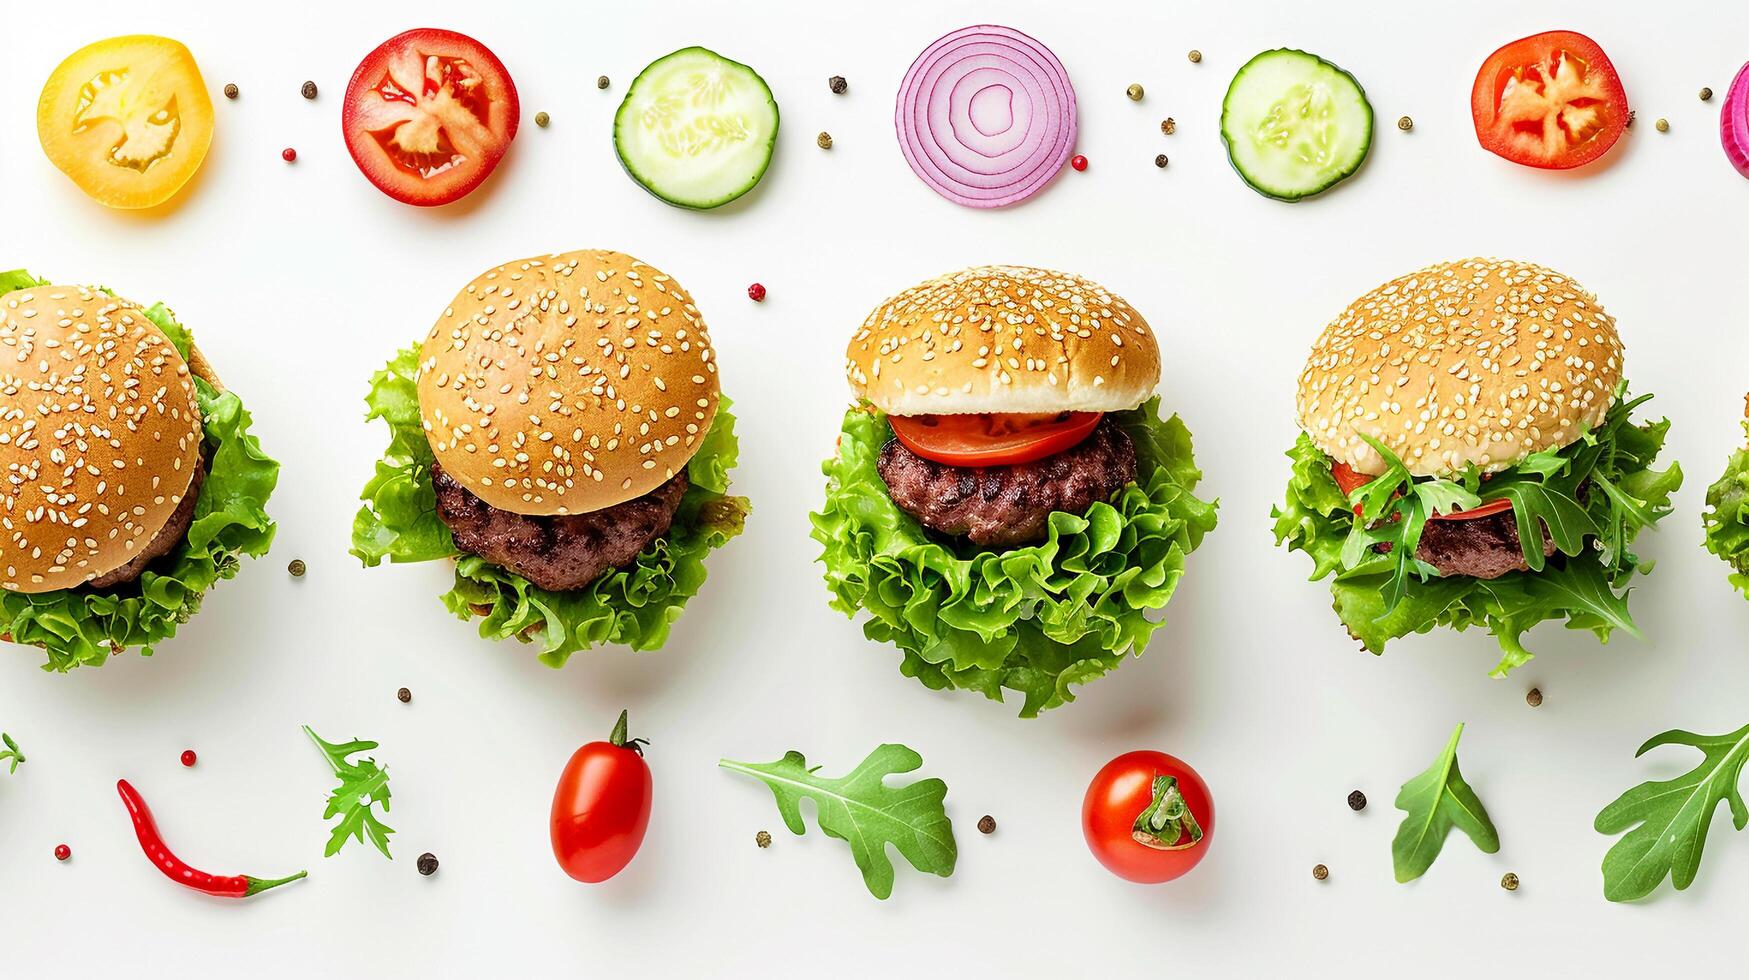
1220, 49, 1373, 202
614, 46, 780, 210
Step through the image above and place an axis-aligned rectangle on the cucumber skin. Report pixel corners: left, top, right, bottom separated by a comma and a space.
1219, 48, 1374, 203
614, 45, 781, 211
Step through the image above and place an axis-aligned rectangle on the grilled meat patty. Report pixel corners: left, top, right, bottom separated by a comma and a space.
88, 463, 208, 589
877, 417, 1137, 547
1414, 508, 1556, 580
431, 461, 688, 591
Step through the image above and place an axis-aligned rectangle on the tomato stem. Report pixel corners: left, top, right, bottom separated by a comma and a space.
608, 709, 649, 757
1131, 775, 1203, 851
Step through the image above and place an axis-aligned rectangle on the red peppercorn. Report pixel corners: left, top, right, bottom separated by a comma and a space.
1070, 154, 1088, 172
181, 750, 197, 768
54, 844, 71, 861
747, 283, 767, 302
281, 148, 297, 163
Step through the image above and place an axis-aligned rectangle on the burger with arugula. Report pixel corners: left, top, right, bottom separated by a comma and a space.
352, 250, 748, 663
0, 270, 278, 670
812, 266, 1217, 717
1273, 258, 1680, 673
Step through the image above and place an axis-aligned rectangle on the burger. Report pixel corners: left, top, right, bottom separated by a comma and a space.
812, 266, 1218, 717
1272, 258, 1681, 673
1701, 397, 1749, 597
351, 250, 748, 663
0, 269, 279, 670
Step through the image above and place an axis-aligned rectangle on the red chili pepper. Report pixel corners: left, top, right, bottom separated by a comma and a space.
117, 779, 305, 898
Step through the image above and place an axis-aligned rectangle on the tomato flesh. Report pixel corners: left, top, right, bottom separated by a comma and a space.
888, 412, 1102, 467
342, 29, 519, 206
1082, 750, 1214, 884
37, 35, 214, 209
1471, 30, 1628, 170
550, 731, 652, 884
1331, 461, 1512, 521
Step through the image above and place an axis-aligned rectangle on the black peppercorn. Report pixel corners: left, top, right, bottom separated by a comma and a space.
1501, 872, 1519, 891
597, 75, 610, 90
755, 830, 772, 848
1347, 790, 1367, 811
1526, 688, 1543, 708
300, 80, 317, 101
397, 687, 412, 704
828, 75, 847, 95
977, 815, 996, 834
223, 83, 239, 100
1312, 863, 1329, 881
287, 559, 306, 577
534, 111, 550, 128
1154, 154, 1168, 168
417, 853, 438, 876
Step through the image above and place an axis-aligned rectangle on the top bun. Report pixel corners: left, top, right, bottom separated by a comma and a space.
417, 250, 720, 516
0, 284, 203, 593
845, 265, 1160, 416
1296, 258, 1623, 478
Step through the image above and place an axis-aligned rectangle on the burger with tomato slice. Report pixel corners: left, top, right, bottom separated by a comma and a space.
812, 266, 1217, 717
1272, 258, 1680, 674
352, 249, 748, 663
0, 269, 279, 670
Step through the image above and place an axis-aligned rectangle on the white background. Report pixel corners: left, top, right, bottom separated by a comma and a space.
2, 1, 1747, 976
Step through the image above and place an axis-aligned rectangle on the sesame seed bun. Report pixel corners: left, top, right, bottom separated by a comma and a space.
417, 249, 719, 516
0, 285, 204, 593
845, 266, 1160, 416
1296, 258, 1624, 478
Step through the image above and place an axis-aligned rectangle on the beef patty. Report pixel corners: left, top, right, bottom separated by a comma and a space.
88, 463, 208, 589
430, 461, 688, 591
876, 417, 1137, 547
1413, 508, 1556, 580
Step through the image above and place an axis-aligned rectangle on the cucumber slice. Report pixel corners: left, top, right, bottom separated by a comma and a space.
614, 46, 780, 210
1220, 49, 1373, 202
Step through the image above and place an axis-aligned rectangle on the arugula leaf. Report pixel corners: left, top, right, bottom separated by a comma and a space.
1595, 725, 1749, 902
0, 732, 22, 775
304, 726, 395, 860
1272, 384, 1679, 671
1392, 723, 1499, 882
720, 744, 956, 899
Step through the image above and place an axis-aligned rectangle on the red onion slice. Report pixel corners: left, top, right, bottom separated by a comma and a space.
896, 25, 1078, 208
1723, 60, 1749, 179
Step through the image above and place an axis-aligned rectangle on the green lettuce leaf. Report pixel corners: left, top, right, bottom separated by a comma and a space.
350, 345, 748, 665
1701, 421, 1749, 598
810, 398, 1218, 718
0, 273, 279, 670
1272, 386, 1679, 675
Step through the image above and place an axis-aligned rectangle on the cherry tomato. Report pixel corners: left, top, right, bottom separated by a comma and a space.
1082, 750, 1213, 884
37, 35, 214, 209
888, 412, 1102, 467
1330, 461, 1513, 521
341, 28, 520, 206
550, 710, 652, 883
1471, 30, 1628, 170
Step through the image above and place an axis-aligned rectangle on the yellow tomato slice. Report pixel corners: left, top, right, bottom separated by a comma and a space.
37, 35, 214, 209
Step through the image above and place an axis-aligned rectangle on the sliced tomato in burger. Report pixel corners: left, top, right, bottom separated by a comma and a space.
889, 412, 1102, 467
341, 28, 519, 206
1330, 461, 1512, 522
1471, 30, 1628, 170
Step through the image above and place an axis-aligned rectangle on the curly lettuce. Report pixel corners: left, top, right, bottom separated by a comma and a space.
0, 269, 279, 671
1702, 420, 1749, 598
350, 345, 747, 665
811, 399, 1218, 718
1272, 385, 1680, 675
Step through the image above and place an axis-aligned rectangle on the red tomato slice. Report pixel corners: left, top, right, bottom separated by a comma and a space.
342, 28, 519, 206
888, 412, 1102, 467
1471, 30, 1628, 170
1330, 461, 1512, 522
